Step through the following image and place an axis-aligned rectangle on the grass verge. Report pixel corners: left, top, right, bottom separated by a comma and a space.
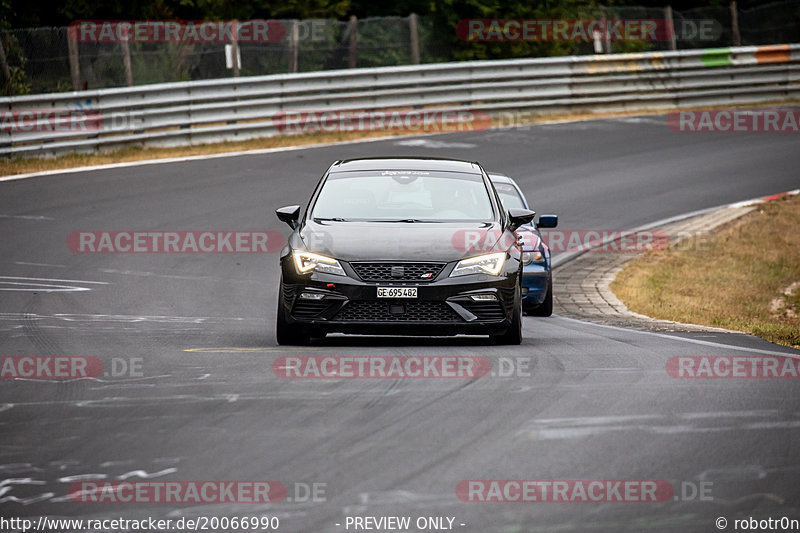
611, 194, 800, 348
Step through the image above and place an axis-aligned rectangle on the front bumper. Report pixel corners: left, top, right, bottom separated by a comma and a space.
521, 263, 551, 307
280, 258, 519, 335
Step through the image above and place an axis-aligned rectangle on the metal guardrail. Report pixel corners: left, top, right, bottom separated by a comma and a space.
1, 44, 798, 157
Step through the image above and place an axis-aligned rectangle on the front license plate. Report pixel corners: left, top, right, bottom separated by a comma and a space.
377, 287, 418, 298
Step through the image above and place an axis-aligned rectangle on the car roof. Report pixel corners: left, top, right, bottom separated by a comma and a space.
330, 157, 483, 174
487, 173, 531, 209
488, 173, 515, 184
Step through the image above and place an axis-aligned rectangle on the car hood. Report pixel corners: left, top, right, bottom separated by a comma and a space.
299, 220, 509, 262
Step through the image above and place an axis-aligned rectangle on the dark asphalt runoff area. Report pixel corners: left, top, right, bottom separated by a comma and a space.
1, 114, 799, 532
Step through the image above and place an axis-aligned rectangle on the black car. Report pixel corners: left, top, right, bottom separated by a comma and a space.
274, 157, 535, 345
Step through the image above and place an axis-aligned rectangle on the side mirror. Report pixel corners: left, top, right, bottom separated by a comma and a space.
537, 214, 558, 228
507, 208, 535, 232
276, 205, 301, 229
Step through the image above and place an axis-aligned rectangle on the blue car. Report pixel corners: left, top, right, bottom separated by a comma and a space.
489, 173, 558, 316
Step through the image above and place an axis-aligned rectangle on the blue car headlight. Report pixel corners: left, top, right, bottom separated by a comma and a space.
521, 250, 545, 265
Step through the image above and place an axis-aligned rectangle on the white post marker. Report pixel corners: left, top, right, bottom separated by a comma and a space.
593, 30, 603, 53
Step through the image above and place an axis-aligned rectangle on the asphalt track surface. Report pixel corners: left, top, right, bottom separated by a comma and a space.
1, 115, 799, 532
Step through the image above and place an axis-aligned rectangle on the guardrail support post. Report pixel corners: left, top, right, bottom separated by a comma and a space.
409, 13, 420, 65
601, 7, 612, 54
120, 35, 133, 86
0, 39, 11, 94
67, 26, 81, 91
232, 20, 240, 77
665, 6, 677, 51
348, 15, 357, 68
289, 20, 299, 73
730, 1, 741, 46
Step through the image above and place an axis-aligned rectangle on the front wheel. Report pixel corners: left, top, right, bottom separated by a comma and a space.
491, 285, 523, 345
276, 282, 310, 346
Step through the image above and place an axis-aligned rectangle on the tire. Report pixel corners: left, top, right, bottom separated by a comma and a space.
276, 282, 310, 346
528, 278, 553, 317
491, 284, 523, 345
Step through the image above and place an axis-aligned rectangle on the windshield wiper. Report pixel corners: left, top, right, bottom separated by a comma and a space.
313, 217, 349, 222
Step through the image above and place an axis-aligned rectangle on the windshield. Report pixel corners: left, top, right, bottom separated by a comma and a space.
492, 182, 527, 210
312, 170, 494, 222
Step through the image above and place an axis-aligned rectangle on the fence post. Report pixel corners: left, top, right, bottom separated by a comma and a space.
409, 13, 420, 65
601, 7, 612, 54
665, 6, 677, 50
232, 20, 240, 77
67, 27, 81, 91
730, 1, 741, 46
0, 39, 11, 94
348, 15, 357, 68
289, 20, 299, 73
120, 29, 133, 86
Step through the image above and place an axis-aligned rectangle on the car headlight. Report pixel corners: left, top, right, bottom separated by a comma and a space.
450, 252, 507, 277
292, 251, 346, 276
521, 250, 545, 265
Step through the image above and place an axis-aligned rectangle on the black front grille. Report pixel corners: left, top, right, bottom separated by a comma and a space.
334, 301, 461, 322
291, 300, 333, 319
462, 301, 506, 321
350, 262, 445, 282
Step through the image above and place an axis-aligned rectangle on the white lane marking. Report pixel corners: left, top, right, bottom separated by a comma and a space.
552, 315, 800, 357
394, 139, 477, 149
14, 262, 66, 268
117, 467, 177, 480
0, 492, 54, 504
57, 473, 106, 483
0, 478, 46, 489
0, 214, 55, 220
97, 268, 256, 284
0, 464, 42, 474
0, 275, 107, 292
0, 281, 91, 292
0, 276, 108, 285
533, 410, 779, 425
518, 410, 800, 440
